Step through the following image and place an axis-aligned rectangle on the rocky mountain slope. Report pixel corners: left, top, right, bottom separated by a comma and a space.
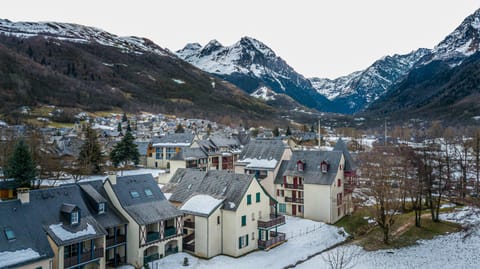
0, 19, 279, 125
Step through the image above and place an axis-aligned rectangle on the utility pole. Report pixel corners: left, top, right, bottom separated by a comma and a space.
318, 118, 321, 148
384, 119, 387, 146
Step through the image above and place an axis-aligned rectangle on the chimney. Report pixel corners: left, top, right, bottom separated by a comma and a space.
17, 188, 30, 204
108, 171, 117, 185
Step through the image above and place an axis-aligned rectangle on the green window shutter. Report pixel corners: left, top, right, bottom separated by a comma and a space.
241, 215, 246, 226
239, 237, 242, 249
247, 194, 252, 205
256, 192, 260, 203
246, 234, 249, 246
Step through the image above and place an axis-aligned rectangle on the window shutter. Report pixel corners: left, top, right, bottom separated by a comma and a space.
239, 237, 242, 249
246, 234, 249, 246
256, 192, 260, 203
247, 194, 252, 205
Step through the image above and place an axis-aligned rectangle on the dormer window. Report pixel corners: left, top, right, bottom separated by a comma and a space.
98, 203, 106, 214
71, 211, 79, 225
130, 190, 140, 199
321, 161, 328, 173
297, 160, 305, 172
4, 228, 15, 241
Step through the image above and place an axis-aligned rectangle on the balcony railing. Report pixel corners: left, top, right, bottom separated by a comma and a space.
106, 235, 126, 247
258, 215, 286, 229
284, 183, 304, 190
285, 197, 304, 203
143, 253, 159, 265
64, 247, 104, 268
184, 220, 195, 229
183, 243, 195, 252
258, 231, 286, 250
146, 231, 160, 243
183, 232, 195, 243
164, 227, 177, 238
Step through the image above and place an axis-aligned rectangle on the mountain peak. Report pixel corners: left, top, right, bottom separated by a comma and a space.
236, 36, 275, 57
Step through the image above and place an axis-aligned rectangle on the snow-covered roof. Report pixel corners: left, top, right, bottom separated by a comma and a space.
49, 223, 96, 241
240, 158, 278, 169
180, 194, 224, 216
0, 248, 41, 268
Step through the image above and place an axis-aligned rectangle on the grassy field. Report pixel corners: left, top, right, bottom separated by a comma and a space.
336, 205, 462, 251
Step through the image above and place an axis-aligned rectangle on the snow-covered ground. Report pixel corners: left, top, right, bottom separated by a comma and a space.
297, 206, 480, 269
140, 216, 347, 269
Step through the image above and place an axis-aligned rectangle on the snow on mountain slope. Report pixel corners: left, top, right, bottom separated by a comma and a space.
250, 86, 277, 101
0, 19, 169, 56
309, 48, 430, 113
176, 36, 333, 112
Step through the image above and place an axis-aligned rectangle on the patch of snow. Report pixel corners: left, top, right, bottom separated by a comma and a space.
180, 194, 224, 215
228, 202, 236, 209
239, 158, 278, 169
440, 203, 457, 209
172, 79, 185, 84
250, 86, 277, 101
152, 142, 191, 147
49, 223, 96, 241
163, 192, 172, 200
0, 248, 41, 268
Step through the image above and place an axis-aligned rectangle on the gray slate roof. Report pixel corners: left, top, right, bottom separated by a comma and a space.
210, 135, 240, 148
283, 151, 343, 185
333, 138, 358, 171
153, 133, 194, 146
167, 168, 254, 211
274, 160, 290, 184
109, 174, 182, 225
171, 147, 207, 161
238, 139, 286, 163
134, 141, 150, 156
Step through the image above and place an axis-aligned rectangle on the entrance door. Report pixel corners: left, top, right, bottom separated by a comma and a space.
292, 204, 296, 216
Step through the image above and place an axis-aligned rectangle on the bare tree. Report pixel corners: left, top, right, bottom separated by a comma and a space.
322, 247, 362, 269
359, 145, 403, 244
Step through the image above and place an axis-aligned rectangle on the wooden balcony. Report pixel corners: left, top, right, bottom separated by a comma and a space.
258, 215, 285, 229
258, 231, 286, 250
183, 232, 195, 244
183, 243, 195, 252
106, 235, 126, 247
285, 197, 304, 203
284, 183, 304, 190
64, 247, 104, 268
184, 220, 195, 229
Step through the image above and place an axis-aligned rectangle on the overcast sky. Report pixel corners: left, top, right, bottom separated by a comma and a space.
2, 0, 480, 78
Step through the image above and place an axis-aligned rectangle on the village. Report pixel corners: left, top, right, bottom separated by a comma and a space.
0, 111, 479, 269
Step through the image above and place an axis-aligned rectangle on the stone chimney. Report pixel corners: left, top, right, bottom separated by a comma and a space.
17, 188, 30, 204
108, 171, 117, 185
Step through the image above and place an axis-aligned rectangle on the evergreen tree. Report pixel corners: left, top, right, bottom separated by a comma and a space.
273, 127, 280, 137
122, 113, 128, 122
5, 140, 36, 187
117, 122, 122, 132
110, 131, 139, 170
286, 126, 292, 136
78, 125, 102, 174
126, 121, 132, 132
310, 125, 315, 133
175, 124, 185, 133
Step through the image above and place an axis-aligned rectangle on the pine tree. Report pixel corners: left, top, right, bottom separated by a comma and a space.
126, 121, 132, 132
78, 125, 102, 174
110, 131, 139, 170
175, 124, 185, 133
286, 126, 292, 136
122, 113, 128, 122
117, 122, 122, 132
273, 127, 280, 137
5, 140, 36, 187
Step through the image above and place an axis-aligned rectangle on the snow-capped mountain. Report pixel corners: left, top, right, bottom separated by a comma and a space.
423, 8, 480, 66
0, 19, 170, 56
309, 48, 431, 113
176, 37, 334, 112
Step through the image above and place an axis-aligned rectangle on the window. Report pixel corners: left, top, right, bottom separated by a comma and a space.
217, 216, 221, 225
298, 205, 303, 213
247, 194, 252, 205
4, 228, 15, 241
155, 147, 162, 160
98, 203, 105, 214
281, 190, 284, 197
297, 161, 304, 171
238, 234, 249, 249
259, 211, 262, 219
338, 207, 341, 217
251, 213, 255, 221
71, 211, 79, 225
277, 189, 280, 196
144, 188, 153, 197
241, 215, 247, 226
279, 203, 286, 213
252, 232, 255, 240
130, 190, 140, 199
321, 162, 328, 173
256, 192, 261, 203
338, 179, 342, 187
35, 267, 42, 269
